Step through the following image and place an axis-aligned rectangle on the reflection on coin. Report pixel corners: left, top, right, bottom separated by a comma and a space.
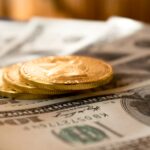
0, 68, 50, 100
20, 56, 113, 90
3, 64, 70, 95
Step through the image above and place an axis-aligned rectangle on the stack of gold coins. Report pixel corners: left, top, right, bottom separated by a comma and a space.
0, 56, 113, 100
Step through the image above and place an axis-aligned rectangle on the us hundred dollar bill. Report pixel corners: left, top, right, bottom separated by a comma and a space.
0, 17, 142, 66
0, 17, 108, 66
0, 17, 149, 150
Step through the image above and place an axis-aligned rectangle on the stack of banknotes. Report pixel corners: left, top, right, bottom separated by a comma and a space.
0, 17, 149, 150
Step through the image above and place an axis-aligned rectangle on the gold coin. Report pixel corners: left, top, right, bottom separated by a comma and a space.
0, 68, 51, 100
20, 56, 113, 90
3, 64, 70, 95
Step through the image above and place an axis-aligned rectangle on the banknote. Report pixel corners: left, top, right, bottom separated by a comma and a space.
19, 17, 109, 55
0, 18, 109, 67
75, 42, 131, 63
0, 17, 142, 66
0, 82, 149, 150
100, 24, 150, 54
0, 17, 149, 150
83, 135, 150, 150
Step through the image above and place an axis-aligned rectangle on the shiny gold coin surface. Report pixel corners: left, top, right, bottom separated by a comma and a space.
20, 56, 113, 90
0, 68, 51, 100
4, 64, 69, 95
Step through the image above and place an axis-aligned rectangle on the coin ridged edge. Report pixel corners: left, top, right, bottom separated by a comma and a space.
3, 65, 71, 95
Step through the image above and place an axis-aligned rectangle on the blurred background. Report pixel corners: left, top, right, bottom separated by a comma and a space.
0, 0, 150, 22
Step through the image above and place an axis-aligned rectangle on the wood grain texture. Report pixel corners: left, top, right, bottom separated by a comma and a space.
1, 0, 150, 22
